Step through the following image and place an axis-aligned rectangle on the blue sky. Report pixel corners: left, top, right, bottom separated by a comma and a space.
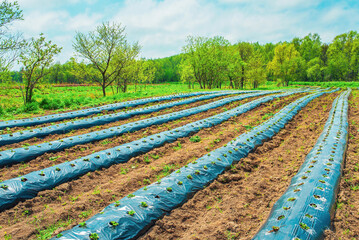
9, 0, 359, 64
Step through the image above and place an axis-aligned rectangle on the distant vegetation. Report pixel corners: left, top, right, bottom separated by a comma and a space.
1, 0, 359, 114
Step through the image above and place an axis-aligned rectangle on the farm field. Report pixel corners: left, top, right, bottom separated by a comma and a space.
0, 88, 357, 240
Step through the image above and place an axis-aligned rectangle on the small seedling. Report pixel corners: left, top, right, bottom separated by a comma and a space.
79, 222, 87, 228
167, 187, 172, 192
39, 171, 45, 176
141, 202, 148, 207
114, 201, 120, 207
187, 175, 193, 180
270, 226, 280, 232
287, 198, 296, 202
128, 210, 135, 216
110, 221, 119, 227
299, 222, 310, 230
177, 181, 183, 185
127, 194, 135, 198
1, 184, 8, 190
89, 233, 99, 240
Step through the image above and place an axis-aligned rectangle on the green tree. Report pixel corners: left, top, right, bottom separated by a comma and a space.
0, 0, 24, 72
182, 36, 229, 89
246, 52, 266, 88
179, 59, 196, 89
326, 31, 359, 81
267, 43, 301, 86
19, 33, 62, 104
235, 42, 254, 89
73, 22, 140, 96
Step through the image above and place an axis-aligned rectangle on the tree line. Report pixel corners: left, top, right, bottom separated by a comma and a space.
1, 0, 359, 107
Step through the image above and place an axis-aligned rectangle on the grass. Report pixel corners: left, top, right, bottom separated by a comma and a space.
292, 81, 359, 88
35, 218, 74, 240
0, 82, 221, 120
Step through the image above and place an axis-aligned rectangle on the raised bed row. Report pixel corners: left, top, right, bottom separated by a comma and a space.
0, 90, 304, 211
0, 91, 247, 146
253, 90, 350, 240
53, 90, 338, 240
0, 90, 280, 166
0, 91, 231, 130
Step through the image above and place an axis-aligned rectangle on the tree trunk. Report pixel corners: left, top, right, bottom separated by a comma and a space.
229, 77, 234, 89
102, 84, 106, 97
241, 66, 245, 89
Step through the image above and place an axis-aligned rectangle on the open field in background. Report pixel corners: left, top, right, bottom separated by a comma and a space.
0, 82, 298, 121
0, 88, 357, 240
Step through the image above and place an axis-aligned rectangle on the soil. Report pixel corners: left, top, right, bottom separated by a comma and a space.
0, 92, 304, 240
140, 92, 340, 240
324, 90, 359, 240
0, 95, 237, 151
0, 95, 229, 136
0, 93, 292, 180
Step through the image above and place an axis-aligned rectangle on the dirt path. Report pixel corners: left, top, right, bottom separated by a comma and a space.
140, 92, 339, 240
0, 93, 303, 240
324, 90, 359, 240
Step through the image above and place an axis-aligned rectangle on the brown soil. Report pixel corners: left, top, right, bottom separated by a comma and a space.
0, 93, 292, 181
1, 95, 229, 137
140, 92, 339, 240
0, 93, 303, 240
324, 90, 359, 240
1, 95, 234, 150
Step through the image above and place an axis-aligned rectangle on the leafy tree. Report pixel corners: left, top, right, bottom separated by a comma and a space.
235, 42, 254, 89
73, 22, 140, 96
267, 43, 301, 86
246, 52, 266, 88
179, 59, 196, 89
18, 33, 62, 104
182, 36, 229, 89
0, 0, 24, 72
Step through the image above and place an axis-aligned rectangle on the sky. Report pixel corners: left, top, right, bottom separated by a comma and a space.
8, 0, 359, 64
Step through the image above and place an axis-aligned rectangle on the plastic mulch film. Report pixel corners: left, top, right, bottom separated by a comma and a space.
52, 89, 338, 240
0, 91, 249, 146
0, 91, 230, 130
0, 90, 307, 211
253, 90, 350, 240
0, 90, 282, 166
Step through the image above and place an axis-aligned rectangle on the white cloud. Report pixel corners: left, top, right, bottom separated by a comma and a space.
6, 0, 359, 65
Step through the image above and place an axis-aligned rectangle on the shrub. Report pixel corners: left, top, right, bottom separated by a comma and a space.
23, 101, 40, 112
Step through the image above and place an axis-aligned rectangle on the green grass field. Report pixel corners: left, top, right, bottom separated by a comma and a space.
0, 83, 220, 120
0, 80, 347, 121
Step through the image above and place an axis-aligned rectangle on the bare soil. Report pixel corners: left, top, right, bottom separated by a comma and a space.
0, 95, 231, 145
0, 93, 303, 240
140, 92, 339, 240
0, 93, 291, 181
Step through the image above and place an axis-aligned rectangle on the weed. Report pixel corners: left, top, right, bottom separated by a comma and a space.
79, 210, 92, 218
143, 155, 151, 163
190, 135, 201, 143
173, 141, 182, 151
